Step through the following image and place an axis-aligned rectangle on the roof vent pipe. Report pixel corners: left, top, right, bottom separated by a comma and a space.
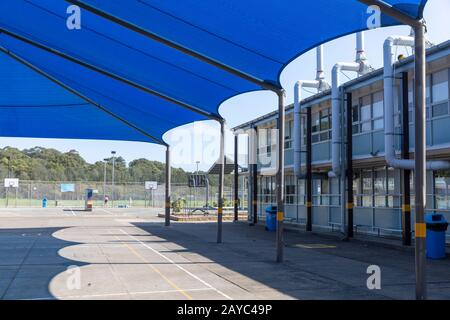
328, 32, 371, 178
294, 45, 330, 179
383, 35, 450, 170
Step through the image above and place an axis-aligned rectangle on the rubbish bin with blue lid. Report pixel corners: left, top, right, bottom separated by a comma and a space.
425, 213, 449, 259
265, 205, 277, 232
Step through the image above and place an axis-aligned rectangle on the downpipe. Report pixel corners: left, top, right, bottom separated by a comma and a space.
383, 36, 450, 170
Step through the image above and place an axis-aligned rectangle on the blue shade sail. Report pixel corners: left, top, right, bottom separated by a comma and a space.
0, 0, 427, 144
0, 34, 206, 144
68, 0, 427, 85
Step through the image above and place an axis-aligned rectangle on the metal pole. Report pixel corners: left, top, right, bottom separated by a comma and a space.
103, 159, 107, 204
165, 146, 171, 226
111, 151, 116, 207
306, 107, 312, 231
252, 161, 258, 224
402, 72, 412, 246
217, 120, 225, 243
276, 90, 286, 262
414, 23, 427, 300
346, 92, 354, 238
234, 134, 239, 221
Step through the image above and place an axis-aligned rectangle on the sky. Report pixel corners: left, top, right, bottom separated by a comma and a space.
0, 0, 449, 172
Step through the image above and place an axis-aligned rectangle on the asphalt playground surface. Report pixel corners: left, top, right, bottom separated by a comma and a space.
0, 207, 449, 300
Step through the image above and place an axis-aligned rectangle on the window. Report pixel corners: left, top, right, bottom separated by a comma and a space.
374, 168, 386, 207
434, 171, 450, 210
372, 91, 384, 130
409, 73, 439, 121
362, 169, 373, 207
285, 120, 293, 149
261, 176, 276, 204
312, 177, 330, 206
360, 95, 371, 132
352, 103, 360, 134
285, 175, 296, 205
431, 69, 449, 118
311, 107, 331, 143
298, 179, 305, 205
258, 127, 276, 156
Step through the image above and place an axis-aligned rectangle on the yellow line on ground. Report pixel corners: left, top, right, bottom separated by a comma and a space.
112, 233, 193, 300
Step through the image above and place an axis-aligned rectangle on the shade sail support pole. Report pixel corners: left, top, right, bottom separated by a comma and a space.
165, 145, 171, 226
413, 22, 427, 301
358, 0, 427, 301
306, 106, 312, 231
217, 119, 225, 243
234, 134, 239, 222
346, 92, 354, 238
276, 89, 285, 262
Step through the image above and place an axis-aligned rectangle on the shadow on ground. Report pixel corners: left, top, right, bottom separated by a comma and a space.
0, 227, 85, 300
131, 220, 450, 300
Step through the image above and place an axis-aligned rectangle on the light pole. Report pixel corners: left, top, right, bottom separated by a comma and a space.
103, 158, 108, 205
111, 151, 116, 207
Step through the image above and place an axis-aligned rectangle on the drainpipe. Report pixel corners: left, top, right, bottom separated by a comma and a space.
328, 62, 361, 178
293, 45, 329, 179
328, 32, 371, 178
383, 36, 450, 170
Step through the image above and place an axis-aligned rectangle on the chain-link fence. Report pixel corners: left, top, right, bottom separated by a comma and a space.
0, 180, 243, 209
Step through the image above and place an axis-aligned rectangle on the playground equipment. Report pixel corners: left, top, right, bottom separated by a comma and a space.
187, 174, 213, 214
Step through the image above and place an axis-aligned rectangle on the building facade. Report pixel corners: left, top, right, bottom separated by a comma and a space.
233, 40, 450, 240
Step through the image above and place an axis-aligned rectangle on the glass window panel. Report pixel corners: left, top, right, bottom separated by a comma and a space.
361, 102, 371, 121
408, 79, 414, 109
373, 91, 384, 118
432, 69, 449, 103
374, 169, 386, 194
387, 168, 395, 193
362, 169, 373, 207
312, 134, 320, 143
432, 102, 448, 117
312, 112, 320, 132
375, 196, 386, 207
320, 109, 330, 131
426, 74, 431, 105
361, 122, 371, 132
352, 105, 359, 122
285, 120, 292, 140
373, 119, 383, 130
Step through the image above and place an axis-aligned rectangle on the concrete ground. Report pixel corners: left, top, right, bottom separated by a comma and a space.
0, 207, 449, 300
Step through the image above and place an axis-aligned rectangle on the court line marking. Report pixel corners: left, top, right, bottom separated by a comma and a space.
99, 208, 114, 215
23, 288, 215, 300
111, 232, 193, 300
118, 228, 232, 300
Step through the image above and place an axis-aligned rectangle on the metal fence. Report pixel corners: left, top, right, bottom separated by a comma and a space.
0, 180, 241, 209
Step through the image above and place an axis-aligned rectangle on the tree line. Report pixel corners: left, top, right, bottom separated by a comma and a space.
0, 146, 192, 184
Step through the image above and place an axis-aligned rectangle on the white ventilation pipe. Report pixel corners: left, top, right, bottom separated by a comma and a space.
294, 45, 329, 179
384, 36, 450, 170
328, 32, 371, 178
328, 62, 362, 177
